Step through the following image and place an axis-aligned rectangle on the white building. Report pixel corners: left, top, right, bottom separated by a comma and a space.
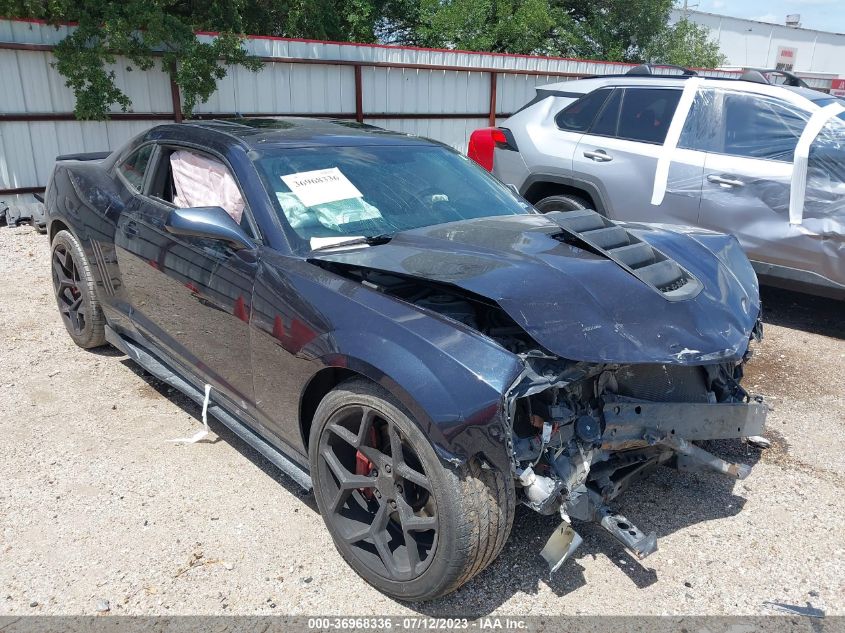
671, 9, 844, 91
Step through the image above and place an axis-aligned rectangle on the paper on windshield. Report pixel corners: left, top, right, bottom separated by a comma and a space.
310, 236, 368, 250
281, 167, 363, 207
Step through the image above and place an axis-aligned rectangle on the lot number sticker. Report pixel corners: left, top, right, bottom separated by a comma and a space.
281, 168, 363, 207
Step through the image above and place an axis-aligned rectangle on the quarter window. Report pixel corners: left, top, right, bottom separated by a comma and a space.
116, 145, 153, 192
617, 88, 681, 144
556, 89, 612, 132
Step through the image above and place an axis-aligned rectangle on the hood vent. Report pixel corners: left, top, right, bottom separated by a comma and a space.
547, 209, 703, 301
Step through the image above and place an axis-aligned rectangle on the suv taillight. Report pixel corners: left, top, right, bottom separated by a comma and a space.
468, 127, 517, 171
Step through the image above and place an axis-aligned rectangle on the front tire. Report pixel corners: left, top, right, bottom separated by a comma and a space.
309, 378, 514, 601
534, 194, 591, 213
51, 229, 107, 349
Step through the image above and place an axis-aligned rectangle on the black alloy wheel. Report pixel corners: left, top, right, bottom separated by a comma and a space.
316, 403, 438, 581
50, 230, 107, 348
310, 378, 515, 601
52, 242, 87, 336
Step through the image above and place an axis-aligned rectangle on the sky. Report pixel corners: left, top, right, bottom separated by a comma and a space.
686, 0, 845, 34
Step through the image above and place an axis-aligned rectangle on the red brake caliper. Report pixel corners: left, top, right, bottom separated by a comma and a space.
355, 425, 379, 499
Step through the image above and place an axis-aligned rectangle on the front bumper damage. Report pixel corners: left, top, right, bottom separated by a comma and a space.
504, 356, 767, 573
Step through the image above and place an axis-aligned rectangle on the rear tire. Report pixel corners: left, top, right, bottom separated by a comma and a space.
50, 229, 107, 349
534, 194, 591, 213
309, 378, 514, 601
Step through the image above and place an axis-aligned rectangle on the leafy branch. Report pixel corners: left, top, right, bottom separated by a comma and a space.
2, 0, 728, 119
5, 0, 263, 120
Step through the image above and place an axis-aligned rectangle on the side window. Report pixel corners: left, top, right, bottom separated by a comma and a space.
720, 93, 808, 162
116, 145, 153, 191
147, 147, 257, 239
556, 89, 612, 132
617, 88, 681, 144
589, 88, 622, 137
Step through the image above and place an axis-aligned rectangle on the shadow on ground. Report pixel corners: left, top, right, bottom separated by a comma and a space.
407, 440, 762, 617
114, 350, 765, 617
119, 358, 318, 513
760, 286, 844, 339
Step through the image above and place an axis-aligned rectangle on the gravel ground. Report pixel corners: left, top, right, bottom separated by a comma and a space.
1, 224, 843, 617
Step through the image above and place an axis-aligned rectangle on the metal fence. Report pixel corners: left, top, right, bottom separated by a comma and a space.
0, 18, 738, 205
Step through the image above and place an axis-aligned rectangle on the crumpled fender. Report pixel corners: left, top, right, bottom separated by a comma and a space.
309, 329, 523, 474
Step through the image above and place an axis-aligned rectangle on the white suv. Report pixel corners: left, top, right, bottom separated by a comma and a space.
470, 67, 845, 299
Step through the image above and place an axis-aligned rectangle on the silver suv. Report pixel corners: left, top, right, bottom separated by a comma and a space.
470, 67, 845, 299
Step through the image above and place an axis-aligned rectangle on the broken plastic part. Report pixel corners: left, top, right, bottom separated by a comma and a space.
540, 522, 583, 573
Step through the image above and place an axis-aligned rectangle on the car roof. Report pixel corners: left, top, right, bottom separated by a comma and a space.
782, 85, 840, 103
165, 117, 436, 149
538, 75, 689, 95
537, 74, 831, 104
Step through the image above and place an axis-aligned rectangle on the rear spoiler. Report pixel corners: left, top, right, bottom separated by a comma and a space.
56, 151, 112, 162
514, 88, 585, 115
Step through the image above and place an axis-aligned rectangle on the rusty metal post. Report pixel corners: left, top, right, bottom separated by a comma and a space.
169, 62, 183, 123
488, 72, 498, 127
354, 64, 364, 123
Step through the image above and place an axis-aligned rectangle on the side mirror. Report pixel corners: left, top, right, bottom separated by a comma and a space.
165, 206, 255, 251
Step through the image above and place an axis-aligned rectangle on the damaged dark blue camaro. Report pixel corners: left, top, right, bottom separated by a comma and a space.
45, 118, 767, 601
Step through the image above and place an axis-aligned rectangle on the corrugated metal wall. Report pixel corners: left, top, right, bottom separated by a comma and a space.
0, 18, 735, 206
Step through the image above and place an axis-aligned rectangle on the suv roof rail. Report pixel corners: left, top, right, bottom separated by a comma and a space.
626, 64, 698, 77
740, 69, 769, 85
741, 68, 809, 88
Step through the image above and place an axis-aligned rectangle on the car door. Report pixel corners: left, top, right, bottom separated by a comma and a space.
529, 88, 615, 181
802, 117, 845, 288
695, 89, 819, 276
572, 86, 704, 225
114, 143, 260, 415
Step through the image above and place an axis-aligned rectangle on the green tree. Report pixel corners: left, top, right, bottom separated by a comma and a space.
241, 0, 383, 42
644, 17, 727, 68
1, 0, 728, 120
2, 0, 265, 120
387, 0, 559, 54
379, 0, 725, 66
554, 0, 676, 62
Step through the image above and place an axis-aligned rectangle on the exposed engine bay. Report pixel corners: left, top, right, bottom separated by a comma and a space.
316, 261, 767, 570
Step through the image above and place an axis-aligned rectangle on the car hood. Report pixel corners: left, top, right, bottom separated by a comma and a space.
311, 213, 760, 365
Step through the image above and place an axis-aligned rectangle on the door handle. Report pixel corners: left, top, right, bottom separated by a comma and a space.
707, 174, 745, 188
583, 149, 613, 162
123, 220, 139, 238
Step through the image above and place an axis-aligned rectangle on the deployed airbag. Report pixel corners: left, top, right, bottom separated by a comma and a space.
171, 150, 245, 223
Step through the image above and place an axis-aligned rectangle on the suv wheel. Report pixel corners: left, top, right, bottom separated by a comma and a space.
309, 378, 514, 601
534, 194, 591, 213
51, 229, 107, 349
